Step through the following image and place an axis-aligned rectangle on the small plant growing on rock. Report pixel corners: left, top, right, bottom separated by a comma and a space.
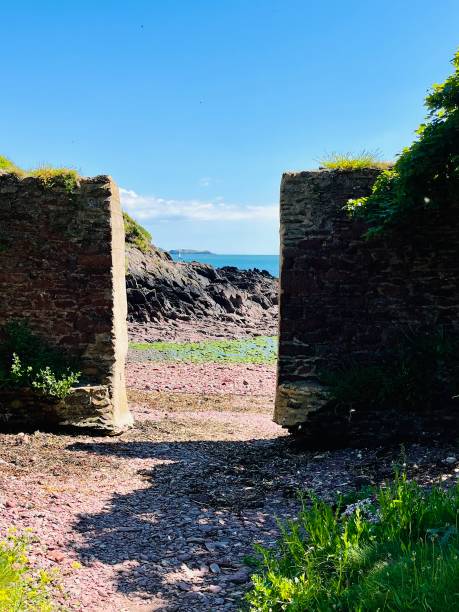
0, 322, 80, 400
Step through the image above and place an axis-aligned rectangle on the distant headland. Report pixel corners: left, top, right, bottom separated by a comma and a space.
169, 249, 214, 255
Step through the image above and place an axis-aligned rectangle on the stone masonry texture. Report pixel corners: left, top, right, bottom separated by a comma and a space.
0, 173, 132, 433
275, 169, 459, 447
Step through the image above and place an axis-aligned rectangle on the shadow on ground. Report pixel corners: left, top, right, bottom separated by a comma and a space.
68, 436, 300, 610
65, 433, 447, 610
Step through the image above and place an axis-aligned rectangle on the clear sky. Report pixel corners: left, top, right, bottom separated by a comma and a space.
2, 1, 458, 253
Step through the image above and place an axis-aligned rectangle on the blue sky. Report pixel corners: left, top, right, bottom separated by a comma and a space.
2, 1, 458, 253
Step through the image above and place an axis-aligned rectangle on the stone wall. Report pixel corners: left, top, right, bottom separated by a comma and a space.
0, 173, 132, 433
275, 169, 459, 446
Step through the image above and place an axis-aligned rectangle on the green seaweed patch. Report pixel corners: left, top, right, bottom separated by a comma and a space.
129, 336, 278, 364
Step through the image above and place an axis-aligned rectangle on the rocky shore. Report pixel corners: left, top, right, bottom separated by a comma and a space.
126, 244, 278, 342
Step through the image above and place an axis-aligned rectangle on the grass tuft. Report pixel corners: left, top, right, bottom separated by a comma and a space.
0, 155, 80, 192
320, 150, 392, 170
246, 472, 459, 611
29, 165, 80, 192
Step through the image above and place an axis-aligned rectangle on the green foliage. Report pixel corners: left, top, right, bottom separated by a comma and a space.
347, 50, 459, 235
129, 335, 277, 364
123, 212, 152, 252
320, 150, 391, 171
29, 166, 80, 193
0, 321, 80, 400
321, 331, 459, 411
0, 530, 57, 611
0, 156, 79, 193
246, 473, 459, 611
0, 156, 24, 176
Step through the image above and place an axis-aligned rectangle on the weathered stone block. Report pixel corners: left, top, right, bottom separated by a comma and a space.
0, 173, 132, 434
275, 168, 459, 446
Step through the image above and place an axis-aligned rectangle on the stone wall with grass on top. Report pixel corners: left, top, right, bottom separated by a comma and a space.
0, 172, 132, 433
275, 168, 459, 446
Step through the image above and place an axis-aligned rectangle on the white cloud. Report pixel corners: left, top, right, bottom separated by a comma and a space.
198, 176, 212, 187
120, 188, 278, 223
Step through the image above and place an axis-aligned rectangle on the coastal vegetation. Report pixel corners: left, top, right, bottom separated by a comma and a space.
0, 156, 80, 194
28, 166, 80, 193
123, 212, 153, 253
249, 51, 459, 612
0, 530, 57, 611
0, 155, 23, 175
0, 322, 80, 400
346, 49, 459, 236
320, 150, 391, 171
0, 156, 150, 246
246, 472, 459, 611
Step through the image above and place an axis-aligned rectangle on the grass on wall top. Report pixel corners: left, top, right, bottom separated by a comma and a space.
320, 150, 392, 171
0, 155, 24, 175
0, 155, 153, 247
0, 155, 80, 192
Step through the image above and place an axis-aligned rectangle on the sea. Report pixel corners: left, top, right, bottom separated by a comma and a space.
170, 253, 280, 278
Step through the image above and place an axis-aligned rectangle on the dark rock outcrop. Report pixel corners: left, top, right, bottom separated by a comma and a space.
125, 244, 278, 341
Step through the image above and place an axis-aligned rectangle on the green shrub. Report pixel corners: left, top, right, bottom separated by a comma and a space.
0, 322, 80, 400
347, 49, 459, 236
123, 212, 152, 252
0, 530, 57, 611
320, 150, 391, 171
321, 331, 459, 411
246, 473, 459, 611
